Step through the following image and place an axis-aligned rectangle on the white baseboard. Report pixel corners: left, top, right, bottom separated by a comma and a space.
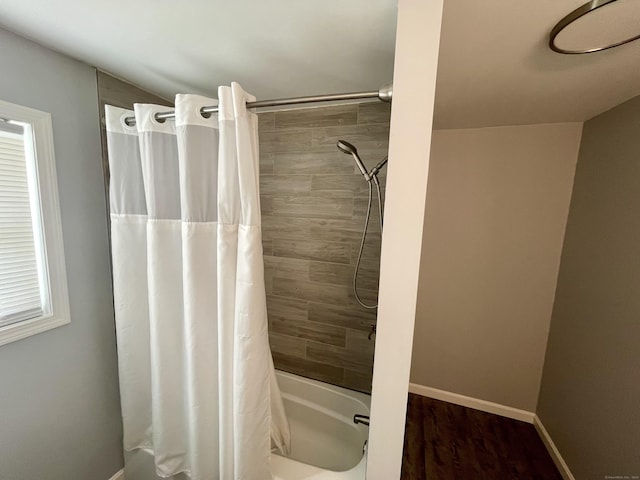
107, 469, 125, 480
408, 383, 535, 423
533, 416, 575, 480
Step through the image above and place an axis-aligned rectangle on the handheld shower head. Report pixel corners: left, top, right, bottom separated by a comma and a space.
337, 140, 369, 178
336, 140, 358, 156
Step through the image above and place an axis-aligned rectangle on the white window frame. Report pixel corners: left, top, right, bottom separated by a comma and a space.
0, 99, 70, 346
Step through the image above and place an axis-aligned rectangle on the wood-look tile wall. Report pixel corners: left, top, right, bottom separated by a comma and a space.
258, 102, 391, 393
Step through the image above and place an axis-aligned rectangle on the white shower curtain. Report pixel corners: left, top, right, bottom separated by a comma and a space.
105, 83, 289, 480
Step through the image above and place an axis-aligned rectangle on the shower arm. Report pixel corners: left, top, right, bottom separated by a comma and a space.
370, 156, 388, 179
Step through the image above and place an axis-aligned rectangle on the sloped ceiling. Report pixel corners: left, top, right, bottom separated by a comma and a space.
0, 0, 639, 128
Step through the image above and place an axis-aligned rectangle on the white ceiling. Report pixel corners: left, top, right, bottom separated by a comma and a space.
0, 0, 397, 102
0, 0, 639, 129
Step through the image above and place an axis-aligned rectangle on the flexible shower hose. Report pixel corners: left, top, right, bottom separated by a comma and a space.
353, 175, 384, 309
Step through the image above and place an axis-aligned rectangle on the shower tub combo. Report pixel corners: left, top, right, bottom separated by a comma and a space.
109, 88, 384, 480
273, 371, 371, 480
270, 139, 382, 480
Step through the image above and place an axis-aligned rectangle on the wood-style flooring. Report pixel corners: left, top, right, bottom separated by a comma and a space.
401, 394, 563, 480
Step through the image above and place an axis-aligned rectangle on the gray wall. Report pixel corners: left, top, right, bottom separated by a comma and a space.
259, 103, 390, 393
537, 96, 640, 479
412, 123, 582, 411
0, 28, 123, 479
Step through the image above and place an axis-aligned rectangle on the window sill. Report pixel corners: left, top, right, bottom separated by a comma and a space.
0, 313, 70, 347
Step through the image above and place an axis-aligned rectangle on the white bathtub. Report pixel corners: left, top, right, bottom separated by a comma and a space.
272, 370, 371, 480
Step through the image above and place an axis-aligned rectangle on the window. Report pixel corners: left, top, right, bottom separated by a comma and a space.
0, 99, 69, 346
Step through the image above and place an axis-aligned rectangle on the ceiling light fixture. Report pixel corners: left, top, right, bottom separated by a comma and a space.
550, 0, 640, 54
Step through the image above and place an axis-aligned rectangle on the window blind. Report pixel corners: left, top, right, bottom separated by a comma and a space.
0, 124, 43, 326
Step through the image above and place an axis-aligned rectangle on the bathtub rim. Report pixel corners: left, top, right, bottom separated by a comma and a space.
274, 369, 371, 412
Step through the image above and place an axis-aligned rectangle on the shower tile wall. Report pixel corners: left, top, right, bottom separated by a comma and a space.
258, 102, 390, 393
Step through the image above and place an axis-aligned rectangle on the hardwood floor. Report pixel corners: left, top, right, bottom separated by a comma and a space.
401, 394, 563, 480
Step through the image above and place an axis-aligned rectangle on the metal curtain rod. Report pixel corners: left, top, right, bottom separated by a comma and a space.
123, 83, 393, 126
